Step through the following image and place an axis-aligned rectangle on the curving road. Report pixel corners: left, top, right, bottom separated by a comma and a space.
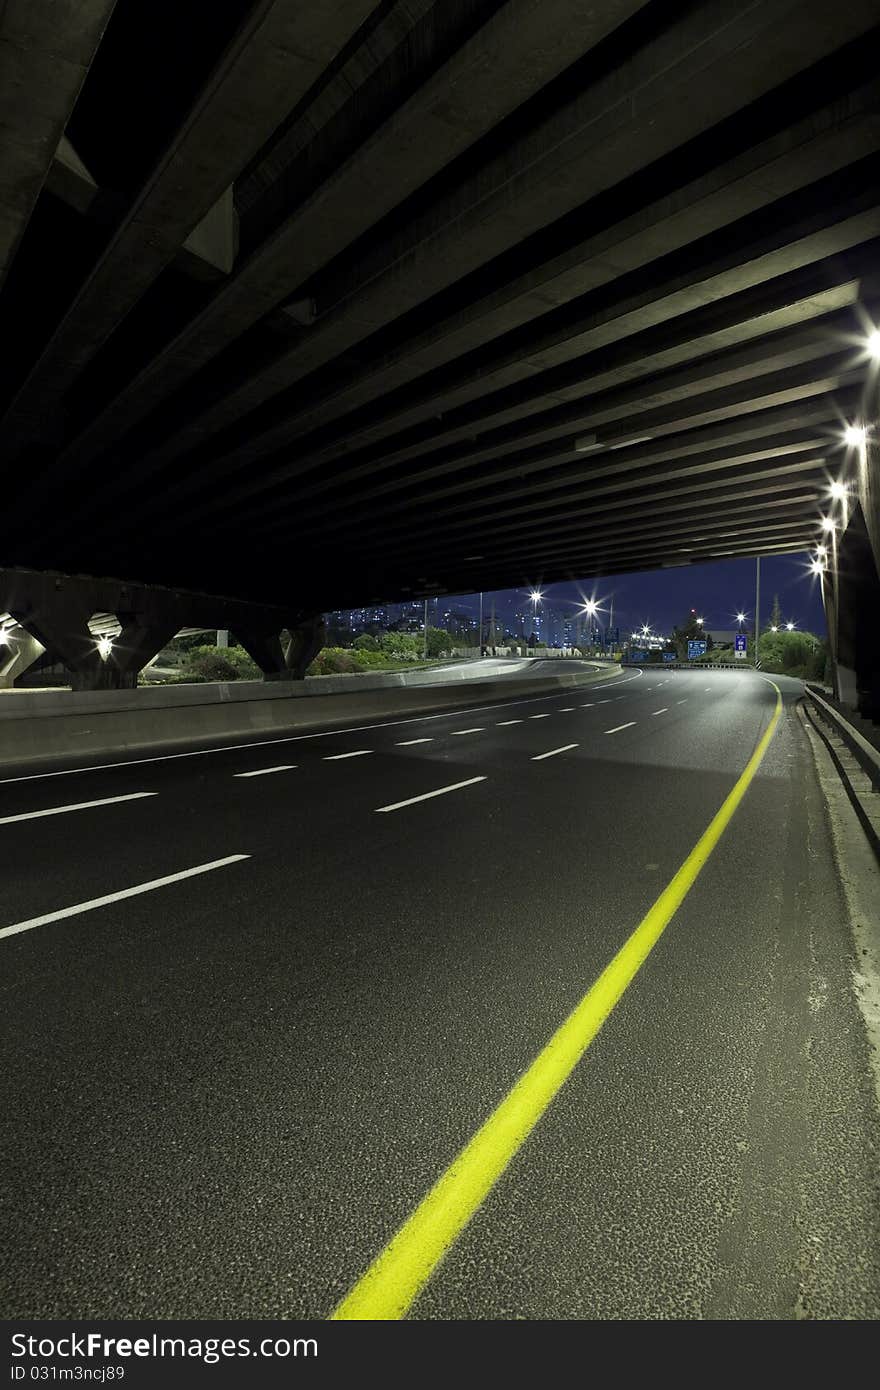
1, 667, 878, 1319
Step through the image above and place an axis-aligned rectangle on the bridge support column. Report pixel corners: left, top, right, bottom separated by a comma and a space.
0, 628, 45, 689
239, 615, 325, 681
283, 615, 326, 680
827, 500, 880, 718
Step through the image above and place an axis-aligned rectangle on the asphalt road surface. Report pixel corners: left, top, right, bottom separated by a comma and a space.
2, 667, 879, 1319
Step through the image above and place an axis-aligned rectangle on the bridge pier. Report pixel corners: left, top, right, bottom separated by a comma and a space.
0, 568, 324, 691
239, 615, 326, 681
825, 438, 880, 719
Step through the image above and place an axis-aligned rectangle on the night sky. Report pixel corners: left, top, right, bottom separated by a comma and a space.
442, 549, 826, 637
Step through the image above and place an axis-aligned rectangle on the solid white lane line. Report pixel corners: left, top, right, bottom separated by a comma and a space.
396, 738, 434, 746
234, 765, 297, 778
0, 855, 251, 942
323, 750, 374, 760
529, 713, 551, 720
450, 728, 484, 736
2, 674, 649, 787
496, 719, 523, 726
531, 744, 579, 761
605, 722, 636, 734
0, 792, 156, 826
651, 708, 668, 716
375, 777, 487, 813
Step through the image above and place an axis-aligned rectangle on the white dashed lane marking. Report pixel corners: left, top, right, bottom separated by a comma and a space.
605, 723, 636, 734
531, 744, 579, 762
0, 792, 156, 825
324, 750, 374, 760
234, 766, 297, 778
375, 777, 488, 814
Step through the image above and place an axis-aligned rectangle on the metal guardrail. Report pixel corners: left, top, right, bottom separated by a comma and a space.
803, 685, 880, 794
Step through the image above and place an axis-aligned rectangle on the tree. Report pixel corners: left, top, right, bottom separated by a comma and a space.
354, 632, 378, 651
770, 593, 782, 630
670, 610, 704, 661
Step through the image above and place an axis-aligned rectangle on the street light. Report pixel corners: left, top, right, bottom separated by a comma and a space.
696, 616, 704, 626
736, 611, 746, 627
844, 424, 867, 447
820, 516, 835, 532
785, 621, 796, 631
810, 558, 825, 576
829, 480, 848, 500
770, 625, 779, 633
97, 636, 113, 660
867, 329, 880, 360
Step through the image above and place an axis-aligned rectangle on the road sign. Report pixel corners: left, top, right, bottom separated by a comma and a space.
629, 649, 647, 662
662, 651, 677, 663
687, 639, 707, 660
734, 633, 748, 659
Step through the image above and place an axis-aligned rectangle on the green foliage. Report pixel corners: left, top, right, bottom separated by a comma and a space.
757, 629, 826, 679
353, 633, 378, 651
177, 644, 261, 682
425, 627, 454, 658
670, 610, 705, 660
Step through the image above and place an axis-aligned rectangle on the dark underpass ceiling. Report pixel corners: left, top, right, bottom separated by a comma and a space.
1, 0, 879, 611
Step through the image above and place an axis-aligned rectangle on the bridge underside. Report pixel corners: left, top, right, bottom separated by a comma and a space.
1, 1, 879, 700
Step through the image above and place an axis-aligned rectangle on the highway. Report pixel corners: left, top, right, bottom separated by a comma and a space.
2, 667, 879, 1320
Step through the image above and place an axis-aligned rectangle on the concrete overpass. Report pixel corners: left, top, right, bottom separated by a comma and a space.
1, 0, 879, 707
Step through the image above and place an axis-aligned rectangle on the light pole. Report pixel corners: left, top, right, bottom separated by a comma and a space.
422, 598, 428, 660
754, 554, 761, 669
478, 590, 483, 656
529, 589, 542, 648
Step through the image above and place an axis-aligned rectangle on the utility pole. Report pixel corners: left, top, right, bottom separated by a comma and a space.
422, 598, 428, 660
754, 555, 761, 668
478, 590, 483, 657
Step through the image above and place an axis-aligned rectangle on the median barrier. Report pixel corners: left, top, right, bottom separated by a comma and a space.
0, 664, 622, 772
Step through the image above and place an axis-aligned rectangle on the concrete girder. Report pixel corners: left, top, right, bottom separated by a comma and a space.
136, 87, 880, 486
44, 0, 651, 476
246, 392, 852, 549
231, 282, 867, 515
210, 344, 862, 539
0, 0, 379, 452
0, 0, 117, 289
133, 197, 880, 530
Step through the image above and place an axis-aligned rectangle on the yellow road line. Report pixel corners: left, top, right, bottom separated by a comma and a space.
333, 683, 783, 1320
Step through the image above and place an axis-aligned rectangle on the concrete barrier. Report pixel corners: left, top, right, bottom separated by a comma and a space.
0, 664, 622, 773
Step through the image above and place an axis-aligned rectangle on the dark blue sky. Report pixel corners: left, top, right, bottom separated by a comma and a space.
441, 549, 826, 637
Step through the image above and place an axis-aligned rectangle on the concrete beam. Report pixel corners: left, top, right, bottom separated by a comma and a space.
44, 0, 647, 474
0, 0, 117, 288
1, 0, 379, 448
135, 85, 880, 486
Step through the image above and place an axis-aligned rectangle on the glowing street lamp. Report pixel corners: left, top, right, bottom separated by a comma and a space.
97, 636, 113, 660
844, 424, 867, 447
736, 611, 746, 628
770, 625, 779, 633
829, 480, 847, 501
785, 621, 795, 632
866, 329, 880, 360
